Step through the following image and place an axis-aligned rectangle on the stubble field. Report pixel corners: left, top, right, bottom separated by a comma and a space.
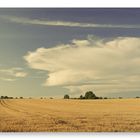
0, 99, 140, 132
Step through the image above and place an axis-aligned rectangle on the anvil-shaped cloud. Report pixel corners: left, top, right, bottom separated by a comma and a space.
24, 36, 140, 95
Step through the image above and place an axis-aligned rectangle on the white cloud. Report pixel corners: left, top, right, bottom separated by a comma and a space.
0, 67, 27, 81
0, 77, 16, 82
24, 36, 140, 95
1, 15, 140, 29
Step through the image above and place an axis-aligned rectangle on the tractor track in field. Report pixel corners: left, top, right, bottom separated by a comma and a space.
0, 99, 21, 113
0, 99, 76, 129
0, 99, 58, 119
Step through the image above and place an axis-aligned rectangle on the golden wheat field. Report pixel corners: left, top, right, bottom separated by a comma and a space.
0, 98, 140, 132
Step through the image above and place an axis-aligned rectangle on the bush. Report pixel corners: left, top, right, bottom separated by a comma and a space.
136, 96, 140, 98
1, 96, 4, 99
1, 96, 9, 99
79, 95, 84, 99
99, 97, 103, 99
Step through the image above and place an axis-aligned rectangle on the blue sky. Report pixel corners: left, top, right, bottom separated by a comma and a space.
0, 8, 140, 98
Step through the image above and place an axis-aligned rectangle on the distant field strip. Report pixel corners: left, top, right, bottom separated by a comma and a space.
0, 99, 140, 132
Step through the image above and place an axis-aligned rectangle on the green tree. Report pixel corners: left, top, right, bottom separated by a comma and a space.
64, 94, 70, 99
85, 91, 96, 99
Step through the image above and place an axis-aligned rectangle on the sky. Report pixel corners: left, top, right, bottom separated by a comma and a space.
0, 8, 140, 98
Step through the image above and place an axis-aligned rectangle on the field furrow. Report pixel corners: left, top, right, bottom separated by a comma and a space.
1, 99, 140, 132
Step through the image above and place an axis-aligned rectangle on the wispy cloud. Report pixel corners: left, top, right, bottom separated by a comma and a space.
24, 36, 140, 95
0, 67, 27, 82
1, 15, 140, 29
0, 77, 16, 82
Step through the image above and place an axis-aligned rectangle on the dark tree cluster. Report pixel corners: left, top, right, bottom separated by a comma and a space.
0, 96, 13, 99
64, 94, 70, 99
79, 91, 103, 99
0, 96, 24, 99
64, 91, 103, 100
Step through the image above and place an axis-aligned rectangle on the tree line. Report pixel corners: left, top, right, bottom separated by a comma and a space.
0, 96, 23, 99
1, 92, 140, 99
64, 91, 102, 99
63, 91, 133, 100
